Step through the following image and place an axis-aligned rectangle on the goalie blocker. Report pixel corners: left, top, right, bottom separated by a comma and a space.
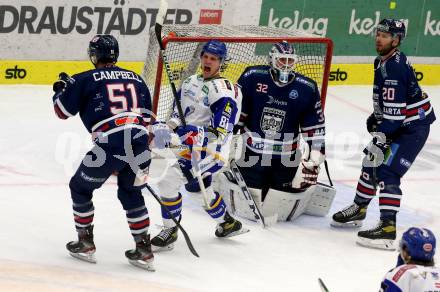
214, 170, 336, 223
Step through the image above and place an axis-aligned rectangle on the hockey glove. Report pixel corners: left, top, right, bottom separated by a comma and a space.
176, 125, 208, 147
292, 149, 325, 191
363, 135, 390, 164
150, 122, 174, 149
366, 113, 378, 134
53, 72, 75, 92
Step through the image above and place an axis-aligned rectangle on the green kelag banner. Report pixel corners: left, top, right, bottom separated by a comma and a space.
259, 0, 440, 57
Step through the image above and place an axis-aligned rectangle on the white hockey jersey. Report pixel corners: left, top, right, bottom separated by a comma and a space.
169, 74, 242, 133
380, 264, 440, 292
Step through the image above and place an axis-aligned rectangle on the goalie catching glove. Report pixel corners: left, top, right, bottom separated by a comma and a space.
292, 146, 325, 191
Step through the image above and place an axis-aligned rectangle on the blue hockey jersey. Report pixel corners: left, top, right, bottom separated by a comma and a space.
373, 50, 435, 137
237, 65, 325, 156
52, 66, 151, 137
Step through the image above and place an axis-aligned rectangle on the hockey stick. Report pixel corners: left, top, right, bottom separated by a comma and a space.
155, 0, 186, 127
155, 0, 212, 209
318, 278, 330, 292
229, 159, 266, 227
323, 160, 333, 187
144, 183, 199, 257
191, 150, 212, 209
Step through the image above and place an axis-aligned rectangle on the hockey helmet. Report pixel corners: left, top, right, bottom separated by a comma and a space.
268, 41, 297, 84
376, 18, 406, 42
400, 227, 436, 262
88, 34, 119, 65
200, 40, 227, 63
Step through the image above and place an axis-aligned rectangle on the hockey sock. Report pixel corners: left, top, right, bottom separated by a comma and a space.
379, 184, 402, 219
354, 171, 376, 206
205, 192, 227, 223
72, 200, 94, 231
380, 210, 397, 222
161, 193, 182, 227
126, 206, 150, 238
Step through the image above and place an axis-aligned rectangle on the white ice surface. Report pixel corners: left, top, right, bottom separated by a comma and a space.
0, 85, 439, 292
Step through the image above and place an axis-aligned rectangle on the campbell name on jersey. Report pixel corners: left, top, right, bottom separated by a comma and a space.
52, 66, 151, 133
169, 74, 242, 135
373, 50, 435, 137
237, 65, 325, 156
381, 264, 440, 292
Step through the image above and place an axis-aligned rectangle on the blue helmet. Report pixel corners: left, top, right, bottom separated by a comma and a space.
376, 18, 406, 42
88, 34, 119, 65
201, 40, 227, 63
268, 41, 297, 84
400, 227, 436, 262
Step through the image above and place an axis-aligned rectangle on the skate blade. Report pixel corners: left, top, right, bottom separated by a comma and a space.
356, 237, 396, 251
152, 243, 174, 252
69, 252, 97, 263
221, 227, 250, 238
330, 220, 363, 228
128, 259, 155, 272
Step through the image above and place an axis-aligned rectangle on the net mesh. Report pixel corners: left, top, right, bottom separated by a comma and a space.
142, 24, 333, 121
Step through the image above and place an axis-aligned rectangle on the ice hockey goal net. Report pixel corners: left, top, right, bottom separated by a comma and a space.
142, 24, 333, 122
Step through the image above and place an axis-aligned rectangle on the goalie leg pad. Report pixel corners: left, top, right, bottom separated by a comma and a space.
212, 171, 262, 222
262, 188, 311, 222
304, 182, 336, 217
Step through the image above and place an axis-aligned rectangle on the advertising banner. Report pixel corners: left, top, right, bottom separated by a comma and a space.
259, 0, 440, 57
0, 0, 259, 61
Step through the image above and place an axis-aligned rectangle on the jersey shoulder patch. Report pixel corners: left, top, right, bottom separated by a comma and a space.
242, 65, 270, 78
209, 78, 234, 93
294, 74, 317, 91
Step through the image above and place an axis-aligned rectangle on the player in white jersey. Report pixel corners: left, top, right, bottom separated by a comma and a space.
150, 40, 247, 251
380, 227, 439, 291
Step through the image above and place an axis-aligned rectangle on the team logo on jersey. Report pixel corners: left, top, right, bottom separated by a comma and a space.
183, 88, 197, 100
203, 95, 209, 106
400, 158, 411, 169
267, 95, 287, 106
184, 106, 195, 118
260, 107, 285, 136
202, 85, 209, 95
223, 101, 232, 116
289, 89, 298, 99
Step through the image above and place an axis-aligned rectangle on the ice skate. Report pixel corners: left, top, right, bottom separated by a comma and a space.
125, 234, 155, 271
215, 211, 249, 238
331, 203, 367, 228
151, 226, 178, 252
356, 219, 396, 251
66, 225, 96, 263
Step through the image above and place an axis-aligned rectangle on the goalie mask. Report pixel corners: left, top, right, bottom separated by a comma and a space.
88, 34, 119, 65
268, 41, 297, 84
376, 18, 406, 44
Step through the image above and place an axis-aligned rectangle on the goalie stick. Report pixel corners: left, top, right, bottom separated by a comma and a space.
229, 159, 266, 227
144, 183, 199, 257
